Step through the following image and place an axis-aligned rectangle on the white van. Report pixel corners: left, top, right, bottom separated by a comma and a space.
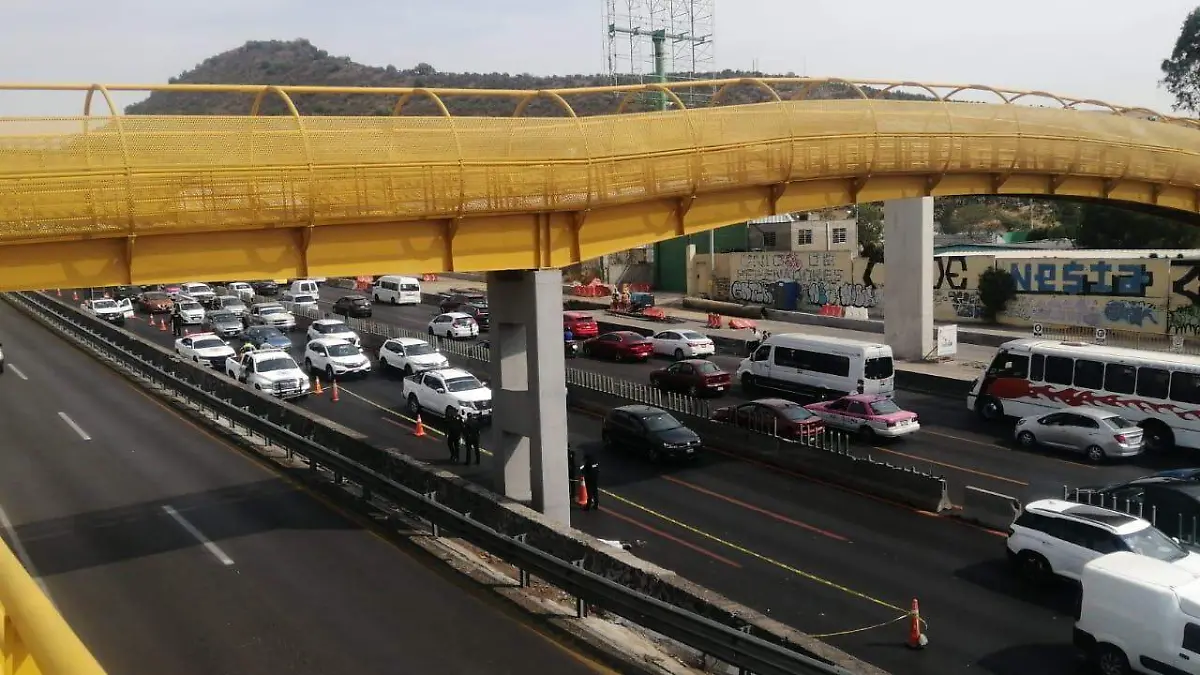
735, 333, 895, 400
373, 275, 422, 305
1076, 551, 1200, 674
288, 279, 320, 297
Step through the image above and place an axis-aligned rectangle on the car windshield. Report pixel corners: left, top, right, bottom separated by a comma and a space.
869, 399, 903, 416
679, 331, 707, 341
779, 405, 815, 421
144, 292, 168, 301
256, 328, 283, 339
188, 285, 212, 294
327, 344, 360, 357
92, 299, 116, 309
260, 306, 285, 315
208, 312, 235, 322
257, 357, 296, 372
1101, 415, 1137, 430
1122, 525, 1188, 563
294, 295, 316, 304
192, 338, 225, 350
445, 376, 483, 392
642, 412, 683, 432
223, 299, 245, 308
865, 357, 895, 380
348, 297, 369, 305
695, 362, 721, 374
180, 302, 201, 311
406, 343, 435, 356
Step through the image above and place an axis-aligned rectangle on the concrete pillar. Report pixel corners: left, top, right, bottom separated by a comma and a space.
883, 197, 934, 360
485, 269, 570, 525
684, 244, 697, 296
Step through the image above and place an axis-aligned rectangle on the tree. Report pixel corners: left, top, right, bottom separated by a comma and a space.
1075, 203, 1200, 248
1162, 7, 1200, 113
944, 202, 993, 235
977, 267, 1017, 323
854, 202, 884, 260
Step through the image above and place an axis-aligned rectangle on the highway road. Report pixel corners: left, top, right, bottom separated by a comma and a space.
314, 286, 1185, 505
106, 291, 1116, 675
0, 299, 613, 675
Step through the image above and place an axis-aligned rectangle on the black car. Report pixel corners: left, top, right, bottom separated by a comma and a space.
107, 285, 140, 302
252, 280, 279, 296
601, 405, 701, 462
458, 303, 490, 331
1075, 472, 1200, 540
439, 292, 486, 314
333, 295, 373, 318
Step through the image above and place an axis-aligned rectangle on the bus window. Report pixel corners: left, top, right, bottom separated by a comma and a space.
1137, 367, 1171, 399
1030, 354, 1045, 381
1103, 364, 1136, 394
1074, 359, 1104, 390
987, 352, 1029, 378
1045, 356, 1074, 386
1170, 372, 1200, 405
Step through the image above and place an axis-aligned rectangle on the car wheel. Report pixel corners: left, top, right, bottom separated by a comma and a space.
407, 395, 421, 415
374, 294, 380, 303
740, 373, 756, 393
673, 348, 684, 360
326, 365, 335, 381
391, 297, 398, 305
1085, 445, 1106, 463
445, 406, 457, 420
1094, 644, 1131, 675
1015, 551, 1052, 584
193, 356, 199, 363
601, 431, 613, 449
446, 330, 454, 340
1139, 419, 1174, 452
1016, 430, 1037, 448
427, 327, 434, 335
647, 446, 661, 463
403, 364, 414, 377
858, 426, 875, 441
613, 351, 623, 362
977, 396, 1004, 422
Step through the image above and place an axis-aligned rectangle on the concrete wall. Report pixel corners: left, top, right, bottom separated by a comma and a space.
696, 251, 1200, 337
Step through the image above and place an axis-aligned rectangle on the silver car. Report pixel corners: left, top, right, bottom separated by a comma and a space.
1014, 406, 1144, 462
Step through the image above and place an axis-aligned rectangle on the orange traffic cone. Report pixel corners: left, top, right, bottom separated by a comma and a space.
331, 381, 339, 402
159, 318, 167, 332
72, 291, 78, 301
576, 478, 589, 507
313, 377, 324, 395
906, 598, 927, 649
183, 327, 190, 335
56, 288, 61, 297
413, 414, 426, 437
148, 313, 155, 324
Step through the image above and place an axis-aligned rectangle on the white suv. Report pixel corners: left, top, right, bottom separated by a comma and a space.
1007, 499, 1200, 584
303, 338, 372, 380
378, 337, 449, 376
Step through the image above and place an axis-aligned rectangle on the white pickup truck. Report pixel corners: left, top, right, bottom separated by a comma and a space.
225, 348, 311, 399
402, 367, 493, 420
81, 297, 133, 324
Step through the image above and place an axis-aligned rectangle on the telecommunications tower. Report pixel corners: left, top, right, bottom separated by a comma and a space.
604, 0, 715, 109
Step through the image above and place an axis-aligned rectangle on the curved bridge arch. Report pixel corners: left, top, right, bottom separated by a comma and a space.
0, 78, 1196, 290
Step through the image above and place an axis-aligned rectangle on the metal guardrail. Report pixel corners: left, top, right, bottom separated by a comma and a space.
11, 291, 855, 675
0, 537, 107, 675
1031, 324, 1200, 356
1063, 486, 1200, 546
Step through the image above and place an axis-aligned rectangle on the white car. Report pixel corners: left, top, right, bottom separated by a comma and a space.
82, 298, 132, 324
1007, 499, 1200, 585
249, 303, 296, 331
401, 367, 492, 420
428, 312, 479, 339
279, 292, 320, 315
175, 332, 236, 368
225, 348, 311, 399
174, 299, 206, 325
225, 282, 255, 302
178, 282, 216, 304
378, 337, 449, 376
651, 329, 716, 359
307, 319, 361, 346
304, 338, 372, 379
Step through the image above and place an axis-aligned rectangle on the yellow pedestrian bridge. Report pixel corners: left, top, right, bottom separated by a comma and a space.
0, 78, 1198, 290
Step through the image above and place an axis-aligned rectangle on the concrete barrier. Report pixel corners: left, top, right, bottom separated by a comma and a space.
35, 292, 887, 675
960, 486, 1021, 531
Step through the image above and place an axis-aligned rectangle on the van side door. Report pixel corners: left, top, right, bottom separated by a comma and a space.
1173, 622, 1200, 672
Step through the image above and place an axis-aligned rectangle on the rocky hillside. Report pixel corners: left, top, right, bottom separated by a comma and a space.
125, 39, 926, 117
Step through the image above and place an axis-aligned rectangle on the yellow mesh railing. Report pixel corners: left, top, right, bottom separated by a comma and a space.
0, 78, 1197, 244
0, 537, 106, 674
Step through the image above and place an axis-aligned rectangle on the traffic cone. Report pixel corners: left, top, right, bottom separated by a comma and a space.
313, 377, 324, 395
159, 318, 167, 332
147, 312, 154, 324
184, 327, 190, 335
56, 289, 61, 297
906, 598, 927, 649
331, 381, 339, 402
72, 291, 78, 301
413, 414, 426, 437
576, 478, 589, 506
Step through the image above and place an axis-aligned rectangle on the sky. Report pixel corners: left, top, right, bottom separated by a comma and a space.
0, 0, 1195, 117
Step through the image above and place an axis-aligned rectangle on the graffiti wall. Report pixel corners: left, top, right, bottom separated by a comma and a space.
1169, 259, 1200, 336
719, 251, 883, 312
999, 257, 1170, 333
932, 255, 991, 322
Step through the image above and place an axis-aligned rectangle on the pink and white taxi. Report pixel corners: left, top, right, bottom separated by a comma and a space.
804, 394, 920, 439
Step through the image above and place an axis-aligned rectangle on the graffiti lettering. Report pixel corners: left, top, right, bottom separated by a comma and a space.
1104, 300, 1160, 327
729, 280, 774, 305
1171, 260, 1200, 305
935, 257, 969, 291
1169, 305, 1200, 336
1005, 295, 1103, 327
1008, 260, 1153, 297
804, 281, 878, 308
947, 290, 983, 319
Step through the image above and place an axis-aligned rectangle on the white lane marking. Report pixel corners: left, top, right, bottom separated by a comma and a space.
162, 505, 234, 566
56, 412, 91, 441
0, 503, 53, 603
7, 365, 27, 380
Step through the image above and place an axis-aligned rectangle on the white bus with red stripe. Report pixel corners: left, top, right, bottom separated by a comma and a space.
967, 338, 1200, 452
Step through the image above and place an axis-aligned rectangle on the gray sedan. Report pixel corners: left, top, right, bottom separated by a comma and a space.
1014, 406, 1144, 462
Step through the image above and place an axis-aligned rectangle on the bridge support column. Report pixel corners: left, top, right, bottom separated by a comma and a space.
883, 197, 934, 361
485, 269, 570, 525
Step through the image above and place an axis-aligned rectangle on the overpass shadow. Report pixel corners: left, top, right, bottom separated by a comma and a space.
10, 478, 358, 577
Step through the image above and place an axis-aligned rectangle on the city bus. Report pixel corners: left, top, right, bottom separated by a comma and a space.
967, 338, 1200, 452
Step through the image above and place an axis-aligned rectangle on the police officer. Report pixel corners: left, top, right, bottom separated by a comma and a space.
446, 411, 462, 463
171, 303, 183, 336
567, 445, 578, 499
461, 409, 482, 465
240, 341, 256, 356
581, 453, 600, 511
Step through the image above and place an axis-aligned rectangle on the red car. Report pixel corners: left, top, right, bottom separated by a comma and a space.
649, 359, 731, 397
563, 311, 599, 339
582, 331, 653, 361
711, 398, 825, 439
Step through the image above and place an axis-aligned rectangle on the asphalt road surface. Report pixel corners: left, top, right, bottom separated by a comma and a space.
105, 292, 1126, 675
0, 300, 610, 675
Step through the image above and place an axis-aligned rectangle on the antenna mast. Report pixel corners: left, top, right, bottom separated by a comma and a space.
604, 0, 715, 109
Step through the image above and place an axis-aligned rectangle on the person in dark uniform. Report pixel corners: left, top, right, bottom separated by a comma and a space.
567, 445, 578, 499
581, 453, 600, 511
461, 410, 482, 465
446, 411, 462, 463
171, 304, 183, 336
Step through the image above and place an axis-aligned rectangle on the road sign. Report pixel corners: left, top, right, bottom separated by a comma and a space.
1032, 323, 1044, 337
